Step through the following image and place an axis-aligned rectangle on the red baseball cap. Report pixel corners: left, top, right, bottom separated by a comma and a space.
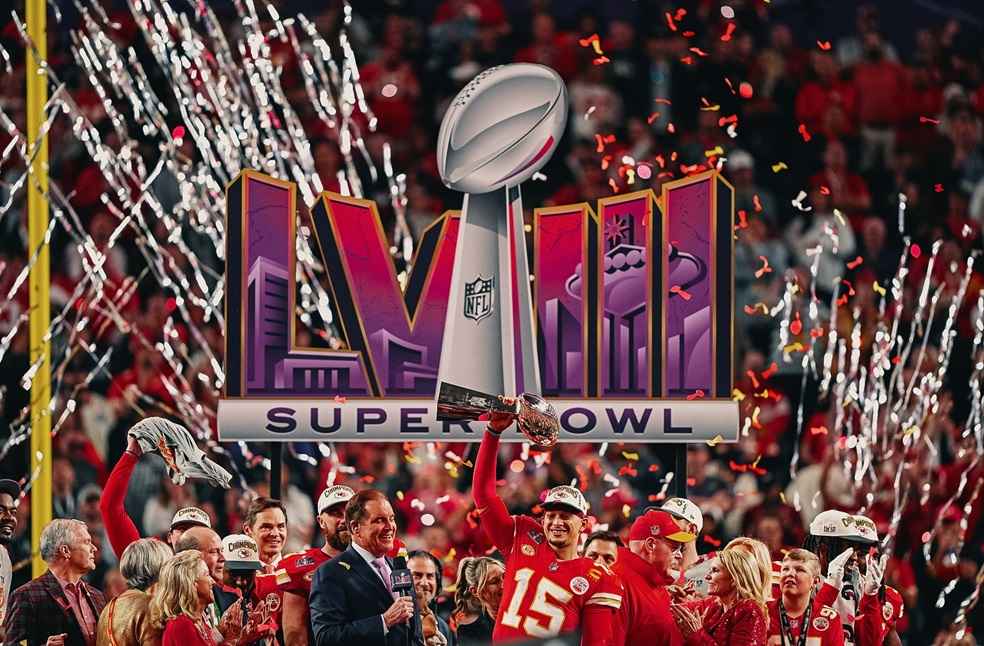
629, 510, 696, 543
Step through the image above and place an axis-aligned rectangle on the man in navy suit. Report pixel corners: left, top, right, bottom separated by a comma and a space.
309, 489, 419, 646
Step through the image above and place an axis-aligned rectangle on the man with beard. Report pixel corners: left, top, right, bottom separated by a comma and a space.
408, 550, 454, 646
473, 410, 623, 644
0, 479, 18, 640
263, 485, 355, 646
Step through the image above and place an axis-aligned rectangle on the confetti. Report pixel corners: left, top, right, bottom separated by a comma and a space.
934, 183, 944, 193
721, 23, 737, 41
798, 123, 812, 142
381, 83, 398, 98
911, 243, 922, 258
706, 434, 725, 447
721, 5, 735, 19
592, 56, 611, 66
817, 40, 831, 50
739, 82, 753, 99
772, 162, 788, 173
584, 106, 596, 119
670, 285, 692, 300
919, 116, 940, 125
754, 255, 772, 278
686, 390, 705, 400
847, 256, 864, 269
578, 33, 604, 56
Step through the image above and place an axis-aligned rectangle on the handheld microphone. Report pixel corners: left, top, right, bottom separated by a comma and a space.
391, 555, 414, 597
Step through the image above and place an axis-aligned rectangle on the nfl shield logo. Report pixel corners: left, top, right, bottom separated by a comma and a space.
464, 276, 494, 322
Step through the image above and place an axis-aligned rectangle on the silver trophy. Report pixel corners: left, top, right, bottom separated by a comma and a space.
436, 383, 560, 449
434, 63, 567, 446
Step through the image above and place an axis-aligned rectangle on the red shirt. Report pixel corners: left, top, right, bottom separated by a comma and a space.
473, 432, 622, 644
612, 547, 683, 646
767, 599, 844, 646
162, 615, 217, 646
680, 597, 769, 646
815, 582, 898, 646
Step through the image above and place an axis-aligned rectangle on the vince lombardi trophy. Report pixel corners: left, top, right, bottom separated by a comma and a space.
434, 64, 568, 445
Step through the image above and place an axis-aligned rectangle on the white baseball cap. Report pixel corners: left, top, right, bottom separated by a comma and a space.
542, 486, 589, 516
661, 497, 704, 533
318, 485, 356, 514
222, 534, 264, 571
846, 514, 879, 545
809, 509, 856, 539
171, 506, 211, 530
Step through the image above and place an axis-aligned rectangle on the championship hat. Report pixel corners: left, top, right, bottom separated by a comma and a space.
809, 509, 858, 540
661, 497, 704, 533
541, 486, 589, 516
846, 514, 879, 545
629, 510, 696, 543
222, 534, 264, 571
318, 485, 356, 514
170, 506, 211, 530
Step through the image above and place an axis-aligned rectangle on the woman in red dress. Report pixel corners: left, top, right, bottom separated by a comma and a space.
671, 546, 770, 645
148, 550, 218, 646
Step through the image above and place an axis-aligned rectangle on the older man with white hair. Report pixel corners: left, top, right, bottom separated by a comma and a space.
3, 518, 107, 646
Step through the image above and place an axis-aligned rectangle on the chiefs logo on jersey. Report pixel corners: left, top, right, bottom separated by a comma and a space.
882, 602, 894, 621
521, 545, 536, 556
570, 577, 589, 596
265, 592, 281, 612
813, 617, 830, 631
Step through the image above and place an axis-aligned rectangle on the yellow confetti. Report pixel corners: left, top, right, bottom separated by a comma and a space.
706, 434, 725, 447
396, 491, 405, 501
705, 146, 724, 158
732, 389, 746, 402
771, 162, 788, 173
783, 342, 805, 353
622, 504, 631, 518
903, 426, 919, 436
873, 281, 886, 296
779, 492, 787, 504
622, 451, 640, 461
700, 103, 721, 111
751, 406, 761, 428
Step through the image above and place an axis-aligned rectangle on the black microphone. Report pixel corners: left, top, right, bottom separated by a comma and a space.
391, 556, 414, 596
390, 553, 423, 646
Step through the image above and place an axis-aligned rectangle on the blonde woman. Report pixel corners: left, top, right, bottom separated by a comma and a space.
149, 550, 217, 646
451, 556, 504, 645
725, 537, 776, 599
671, 546, 769, 645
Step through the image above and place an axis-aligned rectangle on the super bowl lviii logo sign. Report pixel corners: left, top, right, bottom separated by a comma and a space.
218, 64, 739, 442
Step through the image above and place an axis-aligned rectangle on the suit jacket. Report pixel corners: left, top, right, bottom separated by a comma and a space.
3, 570, 107, 646
309, 546, 421, 646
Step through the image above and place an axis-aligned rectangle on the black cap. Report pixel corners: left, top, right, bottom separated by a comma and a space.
0, 479, 21, 499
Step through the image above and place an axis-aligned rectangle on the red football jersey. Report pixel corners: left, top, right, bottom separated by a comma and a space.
767, 599, 845, 646
493, 516, 622, 644
263, 547, 333, 595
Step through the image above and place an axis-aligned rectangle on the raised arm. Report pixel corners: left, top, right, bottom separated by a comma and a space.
473, 409, 517, 555
99, 436, 142, 557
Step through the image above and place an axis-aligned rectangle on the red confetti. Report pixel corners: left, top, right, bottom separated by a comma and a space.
648, 464, 660, 472
754, 255, 772, 278
689, 47, 709, 57
739, 82, 753, 99
817, 40, 831, 50
665, 12, 677, 31
592, 56, 611, 66
841, 279, 856, 296
687, 478, 697, 487
721, 23, 736, 41
578, 33, 601, 48
667, 122, 676, 134
617, 465, 638, 477
647, 112, 661, 124
680, 55, 694, 66
736, 209, 749, 229
704, 536, 722, 547
798, 123, 812, 142
810, 426, 829, 435
670, 285, 692, 300
762, 362, 778, 379
745, 370, 760, 390
819, 185, 831, 195
674, 7, 687, 20
753, 194, 763, 212
919, 116, 940, 125
686, 390, 705, 400
654, 98, 673, 105
790, 313, 802, 336
719, 114, 738, 127
911, 243, 922, 258
934, 183, 944, 193
810, 327, 825, 338
334, 395, 347, 404
682, 30, 696, 38
847, 256, 864, 269
608, 178, 620, 193
171, 125, 186, 139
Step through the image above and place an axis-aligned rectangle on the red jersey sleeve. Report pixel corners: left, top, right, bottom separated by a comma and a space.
473, 430, 516, 554
99, 451, 141, 558
581, 569, 623, 646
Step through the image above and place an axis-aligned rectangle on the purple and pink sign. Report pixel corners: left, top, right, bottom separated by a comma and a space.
219, 170, 738, 442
